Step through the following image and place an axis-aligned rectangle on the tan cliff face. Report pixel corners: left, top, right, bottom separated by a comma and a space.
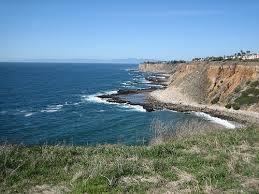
138, 63, 177, 73
207, 63, 258, 103
140, 61, 259, 109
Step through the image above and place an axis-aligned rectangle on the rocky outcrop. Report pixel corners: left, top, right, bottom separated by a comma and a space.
207, 62, 259, 103
138, 63, 178, 73
143, 61, 259, 111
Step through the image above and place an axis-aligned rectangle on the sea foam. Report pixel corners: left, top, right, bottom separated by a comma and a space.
83, 90, 146, 112
194, 112, 236, 129
24, 112, 35, 117
41, 104, 63, 113
120, 104, 146, 112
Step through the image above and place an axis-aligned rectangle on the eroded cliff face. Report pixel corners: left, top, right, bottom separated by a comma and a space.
140, 61, 259, 109
138, 63, 177, 73
207, 63, 258, 103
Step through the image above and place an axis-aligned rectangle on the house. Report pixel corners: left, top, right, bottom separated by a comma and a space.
242, 53, 259, 60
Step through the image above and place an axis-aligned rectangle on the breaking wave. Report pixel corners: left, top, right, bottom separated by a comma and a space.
41, 104, 63, 113
24, 112, 35, 117
194, 112, 236, 129
83, 90, 146, 112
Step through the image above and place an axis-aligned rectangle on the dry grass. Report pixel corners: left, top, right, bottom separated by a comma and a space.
0, 126, 258, 193
150, 118, 223, 145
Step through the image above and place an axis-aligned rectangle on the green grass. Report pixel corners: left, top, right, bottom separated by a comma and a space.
1, 127, 259, 193
231, 80, 259, 108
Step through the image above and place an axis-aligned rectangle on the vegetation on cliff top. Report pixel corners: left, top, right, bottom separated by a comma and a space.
226, 80, 259, 110
1, 126, 259, 193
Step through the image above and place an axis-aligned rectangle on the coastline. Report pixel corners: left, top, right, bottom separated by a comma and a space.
138, 61, 259, 125
149, 90, 259, 125
97, 68, 259, 126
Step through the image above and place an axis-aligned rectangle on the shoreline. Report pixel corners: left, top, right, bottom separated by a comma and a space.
148, 95, 259, 125
148, 77, 259, 125
97, 70, 259, 126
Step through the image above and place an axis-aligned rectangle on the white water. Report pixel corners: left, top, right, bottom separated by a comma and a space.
194, 112, 236, 129
120, 104, 146, 112
83, 90, 146, 112
41, 104, 63, 113
24, 112, 35, 117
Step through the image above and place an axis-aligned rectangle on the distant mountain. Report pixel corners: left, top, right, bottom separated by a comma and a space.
1, 58, 157, 64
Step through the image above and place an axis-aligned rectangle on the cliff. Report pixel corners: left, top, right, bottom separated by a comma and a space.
141, 61, 259, 112
138, 63, 178, 73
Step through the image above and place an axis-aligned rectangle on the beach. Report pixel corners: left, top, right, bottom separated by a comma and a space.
150, 87, 259, 124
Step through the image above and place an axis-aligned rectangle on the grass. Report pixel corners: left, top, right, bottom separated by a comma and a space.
227, 80, 259, 109
0, 126, 259, 193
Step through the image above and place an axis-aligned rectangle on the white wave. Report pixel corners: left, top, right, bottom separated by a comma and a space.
83, 94, 111, 104
83, 90, 146, 112
120, 104, 146, 112
165, 109, 178, 113
125, 68, 138, 72
118, 103, 146, 112
156, 76, 166, 79
140, 78, 152, 84
82, 90, 118, 104
122, 81, 133, 86
105, 90, 118, 95
25, 112, 35, 117
41, 104, 63, 113
194, 112, 236, 129
65, 101, 81, 106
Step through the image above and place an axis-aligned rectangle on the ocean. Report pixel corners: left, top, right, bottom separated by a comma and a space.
0, 62, 235, 145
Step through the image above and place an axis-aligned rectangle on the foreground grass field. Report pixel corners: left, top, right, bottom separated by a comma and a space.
1, 127, 259, 193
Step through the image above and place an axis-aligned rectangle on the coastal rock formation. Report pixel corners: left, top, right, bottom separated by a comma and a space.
138, 63, 178, 73
207, 62, 258, 103
141, 61, 259, 112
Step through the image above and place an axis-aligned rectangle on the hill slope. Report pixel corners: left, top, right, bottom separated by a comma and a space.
1, 127, 258, 193
145, 61, 259, 112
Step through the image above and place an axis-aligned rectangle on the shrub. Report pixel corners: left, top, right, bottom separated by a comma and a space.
232, 103, 240, 110
235, 95, 259, 105
245, 88, 259, 96
211, 96, 220, 104
250, 80, 259, 87
234, 86, 241, 93
225, 104, 232, 109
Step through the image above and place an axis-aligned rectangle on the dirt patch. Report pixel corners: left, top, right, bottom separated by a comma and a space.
120, 175, 164, 185
162, 166, 197, 192
29, 184, 70, 194
242, 178, 259, 189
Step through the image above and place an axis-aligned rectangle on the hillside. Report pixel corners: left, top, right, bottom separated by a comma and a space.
142, 61, 259, 112
138, 63, 178, 73
1, 127, 258, 193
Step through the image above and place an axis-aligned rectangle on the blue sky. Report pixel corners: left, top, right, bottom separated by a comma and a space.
0, 0, 259, 61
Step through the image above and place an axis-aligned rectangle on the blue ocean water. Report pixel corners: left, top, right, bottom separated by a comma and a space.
0, 63, 231, 145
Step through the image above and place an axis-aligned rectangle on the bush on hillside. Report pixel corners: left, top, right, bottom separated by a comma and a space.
211, 96, 220, 104
225, 104, 232, 109
232, 103, 240, 110
250, 80, 259, 87
234, 86, 241, 93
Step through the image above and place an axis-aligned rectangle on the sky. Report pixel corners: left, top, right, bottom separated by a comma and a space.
0, 0, 259, 61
